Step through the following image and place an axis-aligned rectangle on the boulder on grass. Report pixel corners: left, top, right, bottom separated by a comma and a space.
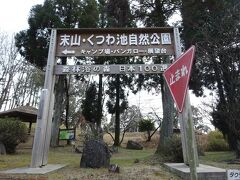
75, 146, 83, 153
126, 140, 143, 150
0, 141, 6, 155
108, 164, 120, 173
80, 139, 111, 168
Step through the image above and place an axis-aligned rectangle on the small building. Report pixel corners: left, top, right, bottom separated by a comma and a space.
0, 105, 37, 134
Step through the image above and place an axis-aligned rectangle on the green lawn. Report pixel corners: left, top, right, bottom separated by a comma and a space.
0, 149, 31, 169
110, 147, 155, 166
0, 147, 177, 180
1, 146, 240, 179
199, 151, 240, 169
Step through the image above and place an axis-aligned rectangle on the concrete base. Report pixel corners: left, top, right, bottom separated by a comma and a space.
1, 164, 66, 175
164, 163, 226, 180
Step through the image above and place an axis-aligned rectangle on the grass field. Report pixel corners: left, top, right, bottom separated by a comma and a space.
199, 151, 240, 169
0, 146, 179, 180
0, 132, 240, 179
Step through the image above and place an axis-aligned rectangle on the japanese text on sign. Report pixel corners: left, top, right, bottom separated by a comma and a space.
56, 28, 175, 57
59, 33, 171, 47
227, 169, 240, 180
54, 64, 169, 75
169, 65, 188, 86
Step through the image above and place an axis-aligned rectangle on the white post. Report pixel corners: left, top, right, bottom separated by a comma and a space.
42, 93, 55, 165
31, 89, 49, 167
180, 93, 198, 180
42, 29, 57, 166
30, 29, 57, 167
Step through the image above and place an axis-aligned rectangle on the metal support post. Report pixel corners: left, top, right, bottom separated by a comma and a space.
31, 89, 49, 167
180, 93, 199, 180
30, 29, 57, 168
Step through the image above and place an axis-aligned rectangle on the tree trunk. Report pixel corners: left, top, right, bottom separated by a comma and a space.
147, 130, 151, 142
64, 76, 71, 145
51, 58, 67, 147
0, 141, 6, 155
96, 74, 103, 139
236, 139, 240, 159
28, 81, 33, 105
156, 79, 174, 154
31, 87, 37, 107
0, 77, 12, 109
50, 75, 65, 147
64, 76, 69, 129
114, 74, 120, 146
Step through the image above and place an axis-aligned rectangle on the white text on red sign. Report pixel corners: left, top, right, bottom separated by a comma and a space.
169, 65, 188, 85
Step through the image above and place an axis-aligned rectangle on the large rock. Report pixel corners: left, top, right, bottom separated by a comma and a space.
108, 164, 120, 173
80, 139, 111, 168
0, 141, 6, 155
126, 140, 143, 150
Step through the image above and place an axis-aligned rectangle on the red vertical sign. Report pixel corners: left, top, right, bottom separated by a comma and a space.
163, 46, 195, 112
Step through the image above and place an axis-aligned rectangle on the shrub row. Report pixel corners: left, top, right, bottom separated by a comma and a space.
0, 118, 28, 153
206, 130, 229, 151
159, 130, 229, 162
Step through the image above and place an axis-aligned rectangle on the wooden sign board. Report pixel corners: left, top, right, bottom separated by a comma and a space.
55, 64, 169, 75
55, 28, 175, 57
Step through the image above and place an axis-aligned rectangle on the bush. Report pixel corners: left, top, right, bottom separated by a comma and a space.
160, 134, 205, 162
161, 135, 183, 162
0, 118, 28, 153
138, 119, 155, 141
196, 134, 208, 152
138, 119, 155, 132
206, 130, 229, 151
196, 134, 207, 156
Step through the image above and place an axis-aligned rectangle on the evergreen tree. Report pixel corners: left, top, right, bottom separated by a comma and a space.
138, 118, 155, 142
81, 83, 99, 130
105, 0, 135, 146
135, 0, 180, 27
135, 0, 180, 154
181, 0, 240, 157
15, 0, 99, 146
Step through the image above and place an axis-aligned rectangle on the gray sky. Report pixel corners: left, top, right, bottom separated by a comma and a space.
0, 0, 44, 33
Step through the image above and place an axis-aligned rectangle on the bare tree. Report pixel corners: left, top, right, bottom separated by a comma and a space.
0, 32, 44, 111
0, 32, 21, 110
104, 105, 142, 145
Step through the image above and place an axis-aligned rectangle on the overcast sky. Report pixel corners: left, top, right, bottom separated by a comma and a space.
0, 0, 44, 33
